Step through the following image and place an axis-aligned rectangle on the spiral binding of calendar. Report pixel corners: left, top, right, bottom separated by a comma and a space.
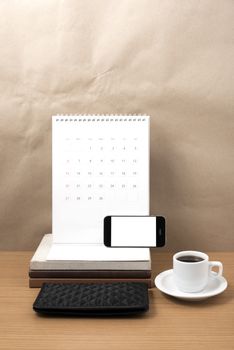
54, 114, 149, 122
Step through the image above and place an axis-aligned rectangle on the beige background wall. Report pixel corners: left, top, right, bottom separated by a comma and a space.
0, 0, 233, 250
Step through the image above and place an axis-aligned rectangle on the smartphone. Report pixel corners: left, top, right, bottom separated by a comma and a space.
104, 216, 165, 248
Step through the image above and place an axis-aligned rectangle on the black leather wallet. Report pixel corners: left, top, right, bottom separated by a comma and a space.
33, 282, 149, 316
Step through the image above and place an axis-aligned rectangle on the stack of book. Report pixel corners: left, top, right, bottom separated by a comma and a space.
29, 234, 152, 288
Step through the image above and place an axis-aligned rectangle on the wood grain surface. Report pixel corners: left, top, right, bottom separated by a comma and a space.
0, 251, 233, 350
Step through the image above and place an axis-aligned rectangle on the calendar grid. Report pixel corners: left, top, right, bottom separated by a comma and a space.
52, 115, 150, 244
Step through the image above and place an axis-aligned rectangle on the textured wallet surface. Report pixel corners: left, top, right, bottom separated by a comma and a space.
33, 282, 149, 316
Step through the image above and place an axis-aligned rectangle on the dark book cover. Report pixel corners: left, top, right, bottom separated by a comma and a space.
29, 269, 151, 279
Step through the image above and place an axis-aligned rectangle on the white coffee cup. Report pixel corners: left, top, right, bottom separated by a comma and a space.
173, 251, 223, 293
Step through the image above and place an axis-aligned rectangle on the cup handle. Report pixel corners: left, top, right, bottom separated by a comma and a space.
209, 261, 223, 277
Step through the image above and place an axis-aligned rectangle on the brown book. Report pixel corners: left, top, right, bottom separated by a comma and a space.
29, 277, 152, 288
29, 269, 151, 279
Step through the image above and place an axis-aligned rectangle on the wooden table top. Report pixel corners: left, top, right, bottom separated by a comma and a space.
0, 251, 233, 350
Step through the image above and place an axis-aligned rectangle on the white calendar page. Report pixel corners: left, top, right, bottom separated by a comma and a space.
52, 115, 150, 244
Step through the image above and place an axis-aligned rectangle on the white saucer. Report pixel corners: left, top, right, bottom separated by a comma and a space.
155, 269, 228, 301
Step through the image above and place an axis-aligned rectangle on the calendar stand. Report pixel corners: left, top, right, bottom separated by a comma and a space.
29, 115, 152, 287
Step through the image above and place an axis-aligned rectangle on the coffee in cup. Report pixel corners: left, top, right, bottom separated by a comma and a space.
173, 251, 223, 293
177, 255, 204, 263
